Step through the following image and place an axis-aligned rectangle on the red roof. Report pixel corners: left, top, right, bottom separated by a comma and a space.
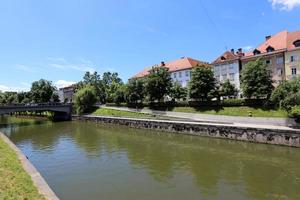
243, 30, 300, 58
287, 30, 300, 50
212, 51, 240, 64
134, 57, 209, 78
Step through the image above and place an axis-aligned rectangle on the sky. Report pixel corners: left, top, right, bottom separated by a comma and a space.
0, 0, 300, 91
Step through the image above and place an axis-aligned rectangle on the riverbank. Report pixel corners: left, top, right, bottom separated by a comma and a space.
0, 133, 59, 200
102, 106, 298, 127
74, 115, 300, 148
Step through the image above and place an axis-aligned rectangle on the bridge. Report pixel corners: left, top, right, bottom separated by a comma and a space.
0, 103, 72, 121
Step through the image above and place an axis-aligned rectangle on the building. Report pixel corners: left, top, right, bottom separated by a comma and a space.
241, 30, 287, 87
134, 57, 210, 87
285, 30, 300, 80
212, 49, 243, 94
58, 85, 76, 103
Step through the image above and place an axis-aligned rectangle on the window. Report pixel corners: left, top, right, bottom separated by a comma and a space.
185, 71, 189, 77
276, 57, 283, 64
277, 68, 283, 76
292, 68, 297, 75
173, 73, 177, 78
266, 46, 275, 52
266, 60, 272, 65
229, 73, 234, 81
293, 40, 300, 47
179, 71, 182, 78
291, 55, 298, 62
222, 75, 227, 81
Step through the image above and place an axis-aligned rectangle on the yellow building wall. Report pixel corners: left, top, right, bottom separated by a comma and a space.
285, 50, 300, 80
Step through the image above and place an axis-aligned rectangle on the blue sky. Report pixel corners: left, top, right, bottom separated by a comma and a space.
0, 0, 300, 91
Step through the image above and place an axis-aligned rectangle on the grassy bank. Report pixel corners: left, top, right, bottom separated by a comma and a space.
169, 106, 288, 118
0, 136, 45, 200
92, 108, 182, 120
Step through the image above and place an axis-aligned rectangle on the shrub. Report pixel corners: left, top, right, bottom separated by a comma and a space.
74, 85, 98, 114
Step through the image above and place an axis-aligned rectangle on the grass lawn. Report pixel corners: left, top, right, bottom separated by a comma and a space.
169, 106, 288, 118
0, 136, 45, 200
92, 108, 182, 120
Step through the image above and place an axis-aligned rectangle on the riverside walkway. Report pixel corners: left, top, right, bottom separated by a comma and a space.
104, 106, 298, 128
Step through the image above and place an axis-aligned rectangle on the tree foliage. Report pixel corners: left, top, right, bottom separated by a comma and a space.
271, 78, 300, 110
145, 66, 172, 102
82, 71, 106, 103
30, 79, 56, 103
170, 82, 187, 101
188, 66, 215, 101
219, 80, 237, 99
125, 78, 145, 104
241, 59, 273, 99
74, 85, 98, 114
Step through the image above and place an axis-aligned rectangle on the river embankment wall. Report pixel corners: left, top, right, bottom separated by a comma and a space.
73, 115, 300, 148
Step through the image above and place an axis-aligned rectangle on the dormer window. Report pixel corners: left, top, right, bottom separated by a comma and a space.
293, 40, 300, 47
220, 56, 226, 60
253, 49, 261, 55
266, 46, 275, 52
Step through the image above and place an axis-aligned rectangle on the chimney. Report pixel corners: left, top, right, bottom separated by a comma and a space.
265, 35, 271, 41
161, 61, 165, 66
231, 49, 235, 54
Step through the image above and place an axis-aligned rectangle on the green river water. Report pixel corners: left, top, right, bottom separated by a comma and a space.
1, 117, 300, 200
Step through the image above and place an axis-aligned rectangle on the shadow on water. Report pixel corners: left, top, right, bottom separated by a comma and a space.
2, 117, 300, 200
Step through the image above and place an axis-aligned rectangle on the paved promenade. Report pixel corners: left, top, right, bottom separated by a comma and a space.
104, 106, 298, 128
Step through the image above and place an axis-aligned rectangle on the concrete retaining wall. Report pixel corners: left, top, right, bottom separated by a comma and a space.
0, 133, 59, 200
74, 115, 300, 148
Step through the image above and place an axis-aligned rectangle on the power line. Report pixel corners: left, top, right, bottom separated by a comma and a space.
199, 0, 228, 50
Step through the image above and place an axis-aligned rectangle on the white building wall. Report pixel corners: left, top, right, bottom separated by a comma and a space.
170, 69, 192, 87
213, 61, 240, 92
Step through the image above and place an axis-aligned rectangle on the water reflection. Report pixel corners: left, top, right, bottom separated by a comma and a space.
2, 119, 300, 200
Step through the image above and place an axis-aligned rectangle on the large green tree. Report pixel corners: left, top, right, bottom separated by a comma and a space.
125, 78, 145, 104
30, 79, 56, 103
188, 66, 215, 101
145, 66, 172, 102
83, 71, 106, 103
74, 85, 98, 114
219, 80, 238, 99
271, 78, 300, 110
170, 82, 187, 101
241, 59, 273, 99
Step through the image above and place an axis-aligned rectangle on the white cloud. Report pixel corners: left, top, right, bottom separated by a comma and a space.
0, 84, 29, 92
242, 45, 253, 51
48, 58, 96, 73
55, 80, 76, 89
269, 0, 300, 10
15, 64, 36, 73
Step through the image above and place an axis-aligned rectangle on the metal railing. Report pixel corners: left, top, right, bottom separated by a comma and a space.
0, 102, 71, 108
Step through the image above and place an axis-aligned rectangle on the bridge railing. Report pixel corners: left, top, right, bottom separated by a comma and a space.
0, 102, 71, 108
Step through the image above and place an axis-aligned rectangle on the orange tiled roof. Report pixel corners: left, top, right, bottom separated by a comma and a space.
243, 30, 300, 58
212, 51, 240, 64
287, 30, 300, 50
133, 57, 209, 78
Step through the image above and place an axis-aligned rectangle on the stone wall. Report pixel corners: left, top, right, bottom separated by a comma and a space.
73, 115, 300, 148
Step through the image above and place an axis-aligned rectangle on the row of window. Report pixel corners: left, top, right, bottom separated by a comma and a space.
173, 70, 190, 78
215, 73, 235, 81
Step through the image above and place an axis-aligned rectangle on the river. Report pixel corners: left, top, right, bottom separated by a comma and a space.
1, 117, 300, 200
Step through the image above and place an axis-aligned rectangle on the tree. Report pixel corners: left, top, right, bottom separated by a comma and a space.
219, 80, 238, 99
271, 78, 300, 110
30, 79, 56, 103
113, 85, 126, 105
74, 85, 98, 114
125, 78, 145, 104
102, 72, 122, 86
145, 66, 172, 102
188, 65, 215, 101
241, 59, 273, 99
83, 71, 106, 103
169, 82, 187, 101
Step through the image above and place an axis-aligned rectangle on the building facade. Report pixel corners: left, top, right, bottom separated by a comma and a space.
285, 31, 300, 80
58, 85, 76, 103
134, 57, 210, 87
212, 49, 242, 93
